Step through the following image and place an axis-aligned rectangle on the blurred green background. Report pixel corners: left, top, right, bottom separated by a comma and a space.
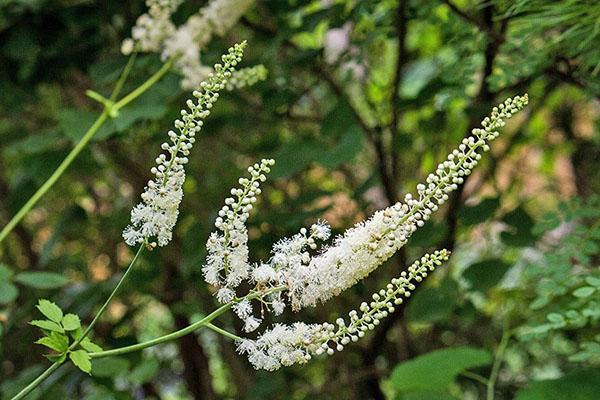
1, 0, 599, 399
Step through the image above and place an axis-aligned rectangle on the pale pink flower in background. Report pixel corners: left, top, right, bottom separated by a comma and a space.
324, 22, 353, 64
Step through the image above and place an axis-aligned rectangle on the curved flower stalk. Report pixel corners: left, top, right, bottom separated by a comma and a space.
203, 158, 275, 301
288, 94, 529, 309
122, 0, 264, 90
197, 95, 528, 370
123, 42, 247, 248
237, 250, 450, 370
202, 159, 334, 331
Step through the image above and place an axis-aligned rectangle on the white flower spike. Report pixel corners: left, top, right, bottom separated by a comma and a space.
199, 95, 528, 370
123, 42, 247, 248
122, 0, 265, 90
237, 250, 450, 371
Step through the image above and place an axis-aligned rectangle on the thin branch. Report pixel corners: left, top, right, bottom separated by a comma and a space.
314, 65, 399, 203
0, 172, 39, 267
441, 2, 500, 252
390, 0, 409, 189
206, 323, 243, 341
544, 64, 587, 90
314, 66, 378, 139
487, 322, 511, 400
441, 0, 504, 44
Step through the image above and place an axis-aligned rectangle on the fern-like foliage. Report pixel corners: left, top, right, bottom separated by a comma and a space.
517, 196, 600, 365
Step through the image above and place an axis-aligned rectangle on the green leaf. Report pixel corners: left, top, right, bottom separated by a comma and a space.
36, 333, 68, 353
399, 58, 440, 99
500, 206, 538, 247
36, 299, 63, 322
406, 280, 458, 323
573, 286, 596, 298
69, 350, 92, 374
515, 369, 600, 399
61, 314, 81, 331
463, 259, 512, 292
388, 346, 492, 393
91, 357, 130, 377
0, 365, 45, 399
458, 197, 500, 226
30, 320, 64, 333
70, 327, 83, 340
15, 272, 69, 289
408, 220, 448, 248
271, 125, 363, 178
0, 282, 18, 304
532, 212, 561, 235
2, 129, 63, 158
317, 125, 363, 169
290, 20, 328, 49
112, 103, 168, 132
321, 100, 356, 138
584, 276, 600, 288
0, 263, 14, 280
546, 313, 565, 325
80, 337, 103, 353
271, 138, 321, 178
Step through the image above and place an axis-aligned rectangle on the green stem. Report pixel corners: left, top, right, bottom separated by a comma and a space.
206, 323, 243, 341
90, 287, 284, 359
110, 52, 137, 102
12, 245, 145, 400
113, 58, 173, 111
71, 244, 145, 349
487, 323, 511, 400
10, 362, 62, 400
90, 301, 233, 358
0, 56, 172, 246
0, 110, 108, 245
460, 370, 489, 386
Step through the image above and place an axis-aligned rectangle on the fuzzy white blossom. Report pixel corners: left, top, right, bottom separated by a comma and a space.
122, 0, 264, 90
243, 316, 262, 333
202, 158, 275, 292
237, 250, 450, 370
200, 95, 528, 371
203, 168, 330, 330
233, 299, 253, 319
123, 43, 247, 248
286, 94, 529, 309
121, 0, 181, 55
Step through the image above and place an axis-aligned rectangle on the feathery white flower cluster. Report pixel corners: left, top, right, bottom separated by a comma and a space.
122, 0, 263, 90
122, 43, 247, 248
237, 250, 450, 370
121, 0, 181, 55
202, 161, 332, 331
243, 220, 332, 323
242, 220, 330, 331
288, 94, 529, 308
199, 95, 528, 370
202, 159, 275, 303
